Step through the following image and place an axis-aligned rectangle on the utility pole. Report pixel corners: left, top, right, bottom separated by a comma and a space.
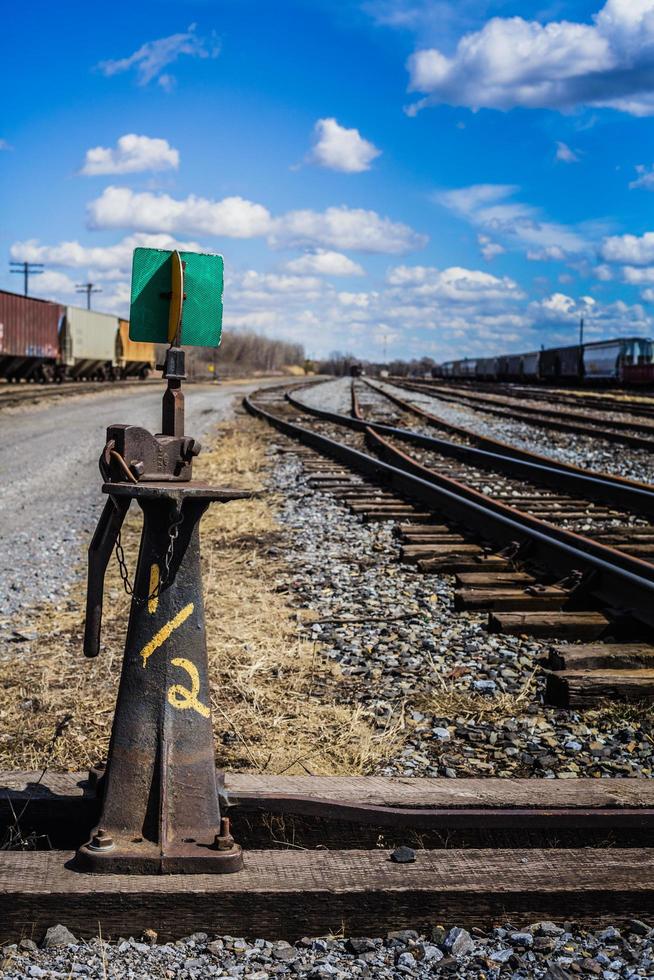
579, 315, 584, 348
10, 260, 43, 296
76, 282, 102, 310
381, 333, 390, 361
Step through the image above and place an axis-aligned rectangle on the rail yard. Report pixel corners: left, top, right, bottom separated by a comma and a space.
3, 362, 654, 979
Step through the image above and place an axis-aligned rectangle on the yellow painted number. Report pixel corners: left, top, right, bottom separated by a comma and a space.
167, 658, 210, 718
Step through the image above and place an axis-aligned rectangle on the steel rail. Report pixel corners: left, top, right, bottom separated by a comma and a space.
228, 791, 654, 832
363, 377, 654, 502
245, 388, 654, 630
285, 386, 654, 522
390, 378, 654, 449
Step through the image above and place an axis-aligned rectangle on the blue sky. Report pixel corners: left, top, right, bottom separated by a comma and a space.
2, 0, 654, 360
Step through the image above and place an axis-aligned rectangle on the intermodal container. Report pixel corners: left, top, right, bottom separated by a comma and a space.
0, 289, 62, 360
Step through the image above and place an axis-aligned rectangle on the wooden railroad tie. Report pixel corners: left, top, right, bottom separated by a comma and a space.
2, 772, 654, 942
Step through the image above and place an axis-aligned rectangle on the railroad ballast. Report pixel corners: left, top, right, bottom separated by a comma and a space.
0, 288, 156, 382
435, 336, 654, 385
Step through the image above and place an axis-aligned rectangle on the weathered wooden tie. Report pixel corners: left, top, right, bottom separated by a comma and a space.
488, 611, 609, 639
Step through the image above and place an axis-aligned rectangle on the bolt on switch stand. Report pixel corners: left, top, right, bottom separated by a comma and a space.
77, 248, 248, 873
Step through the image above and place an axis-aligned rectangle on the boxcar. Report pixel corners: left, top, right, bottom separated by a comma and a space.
60, 306, 119, 379
0, 289, 63, 381
475, 357, 497, 380
116, 319, 155, 378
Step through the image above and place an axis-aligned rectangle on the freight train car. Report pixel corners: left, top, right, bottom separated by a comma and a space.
583, 337, 654, 384
116, 319, 155, 378
59, 307, 119, 380
0, 290, 64, 381
431, 335, 654, 386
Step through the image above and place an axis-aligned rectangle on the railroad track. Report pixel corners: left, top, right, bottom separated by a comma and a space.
430, 378, 654, 421
3, 378, 654, 939
0, 378, 155, 407
390, 377, 654, 450
247, 379, 654, 709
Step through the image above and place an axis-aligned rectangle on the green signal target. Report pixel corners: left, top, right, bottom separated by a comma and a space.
129, 248, 224, 348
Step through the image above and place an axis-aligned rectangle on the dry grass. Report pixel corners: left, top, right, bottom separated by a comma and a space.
0, 416, 399, 775
413, 664, 538, 726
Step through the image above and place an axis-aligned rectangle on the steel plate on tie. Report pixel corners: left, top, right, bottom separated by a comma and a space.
129, 248, 223, 347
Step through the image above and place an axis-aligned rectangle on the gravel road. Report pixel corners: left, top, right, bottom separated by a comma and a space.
0, 380, 278, 620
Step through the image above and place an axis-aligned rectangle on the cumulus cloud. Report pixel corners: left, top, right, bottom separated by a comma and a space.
10, 232, 203, 274
87, 186, 273, 238
79, 134, 179, 176
601, 231, 654, 265
85, 188, 425, 254
406, 0, 654, 117
438, 183, 588, 257
556, 142, 580, 163
309, 118, 381, 173
270, 206, 427, 254
630, 164, 654, 190
621, 265, 654, 284
386, 264, 524, 303
97, 24, 219, 89
477, 234, 505, 261
284, 249, 364, 276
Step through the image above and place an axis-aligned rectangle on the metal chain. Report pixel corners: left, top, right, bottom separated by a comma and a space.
115, 514, 184, 606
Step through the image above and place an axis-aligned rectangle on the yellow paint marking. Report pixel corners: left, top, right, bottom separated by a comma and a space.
148, 564, 160, 614
139, 603, 194, 667
167, 658, 210, 718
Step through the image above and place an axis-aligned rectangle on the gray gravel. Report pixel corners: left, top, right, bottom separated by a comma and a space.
3, 920, 653, 978
0, 379, 283, 621
292, 377, 353, 414
269, 448, 653, 778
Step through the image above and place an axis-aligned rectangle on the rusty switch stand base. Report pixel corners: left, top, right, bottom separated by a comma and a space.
76, 481, 250, 875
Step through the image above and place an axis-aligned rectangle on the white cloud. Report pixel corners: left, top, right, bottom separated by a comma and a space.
309, 118, 381, 173
386, 264, 524, 303
556, 142, 580, 163
527, 246, 568, 262
0, 139, 12, 151
438, 183, 588, 256
284, 249, 364, 276
337, 291, 371, 307
630, 164, 654, 190
87, 186, 273, 238
10, 233, 203, 273
270, 205, 427, 254
97, 24, 220, 89
594, 264, 614, 281
79, 134, 179, 175
406, 0, 654, 117
477, 234, 505, 261
642, 288, 654, 301
85, 188, 425, 254
621, 265, 654, 284
31, 270, 78, 297
601, 231, 654, 265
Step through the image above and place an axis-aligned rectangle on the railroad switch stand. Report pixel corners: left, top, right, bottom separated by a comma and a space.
77, 253, 249, 874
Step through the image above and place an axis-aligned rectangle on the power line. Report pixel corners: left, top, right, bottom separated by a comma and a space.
76, 282, 102, 310
10, 260, 43, 296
